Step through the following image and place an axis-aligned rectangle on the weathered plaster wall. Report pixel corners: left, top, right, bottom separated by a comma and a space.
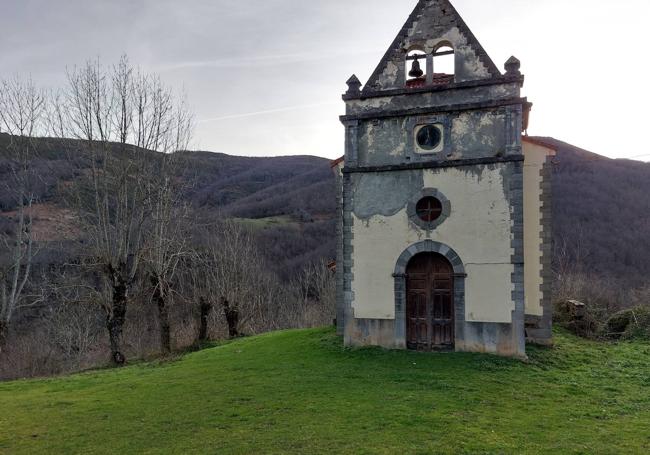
356, 109, 509, 167
522, 142, 546, 317
521, 139, 555, 346
449, 110, 506, 157
350, 165, 514, 323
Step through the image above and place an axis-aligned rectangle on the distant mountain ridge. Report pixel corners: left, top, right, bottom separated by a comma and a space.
1, 133, 649, 284
181, 150, 335, 219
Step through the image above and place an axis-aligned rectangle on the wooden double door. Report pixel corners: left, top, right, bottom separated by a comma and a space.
406, 253, 455, 351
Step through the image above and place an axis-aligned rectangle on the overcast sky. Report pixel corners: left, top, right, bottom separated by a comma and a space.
1, 0, 649, 160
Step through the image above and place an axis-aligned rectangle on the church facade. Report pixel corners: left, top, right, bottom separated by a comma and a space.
333, 0, 555, 358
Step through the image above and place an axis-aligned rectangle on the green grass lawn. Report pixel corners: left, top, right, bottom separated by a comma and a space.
1, 328, 649, 454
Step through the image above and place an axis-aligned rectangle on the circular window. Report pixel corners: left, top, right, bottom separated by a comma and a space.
416, 125, 442, 151
415, 196, 443, 222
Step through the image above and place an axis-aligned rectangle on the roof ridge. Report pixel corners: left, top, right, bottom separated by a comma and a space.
442, 0, 501, 77
362, 0, 429, 94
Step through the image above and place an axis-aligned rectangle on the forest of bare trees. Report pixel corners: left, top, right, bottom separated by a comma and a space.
0, 59, 336, 380
0, 76, 45, 352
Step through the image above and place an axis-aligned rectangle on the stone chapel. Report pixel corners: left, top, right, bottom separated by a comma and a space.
332, 0, 556, 358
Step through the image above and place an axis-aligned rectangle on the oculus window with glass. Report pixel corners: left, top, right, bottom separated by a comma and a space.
415, 124, 444, 153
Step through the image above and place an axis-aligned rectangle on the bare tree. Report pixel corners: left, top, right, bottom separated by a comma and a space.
184, 248, 216, 345
47, 297, 102, 371
185, 222, 337, 340
140, 88, 193, 354
0, 76, 46, 349
145, 183, 189, 355
195, 220, 265, 339
56, 57, 191, 364
290, 260, 336, 328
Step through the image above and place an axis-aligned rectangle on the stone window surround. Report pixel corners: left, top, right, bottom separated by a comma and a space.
407, 187, 451, 230
406, 115, 452, 160
414, 123, 445, 154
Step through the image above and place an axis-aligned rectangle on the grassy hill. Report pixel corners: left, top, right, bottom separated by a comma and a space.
1, 328, 649, 454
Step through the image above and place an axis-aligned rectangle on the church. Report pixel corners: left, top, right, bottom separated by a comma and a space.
332, 0, 555, 358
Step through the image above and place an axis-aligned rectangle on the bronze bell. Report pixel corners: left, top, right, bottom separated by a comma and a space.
408, 58, 424, 78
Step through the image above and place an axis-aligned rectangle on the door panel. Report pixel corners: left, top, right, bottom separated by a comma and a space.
406, 253, 454, 351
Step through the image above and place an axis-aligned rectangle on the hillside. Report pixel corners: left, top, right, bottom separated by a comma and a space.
2, 133, 650, 283
540, 137, 650, 285
0, 133, 336, 278
181, 150, 335, 219
0, 132, 335, 220
1, 328, 649, 454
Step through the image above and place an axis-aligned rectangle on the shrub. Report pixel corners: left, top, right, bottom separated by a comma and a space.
613, 305, 650, 341
554, 300, 600, 338
606, 309, 635, 335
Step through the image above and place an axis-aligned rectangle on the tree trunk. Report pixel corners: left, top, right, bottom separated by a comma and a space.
198, 297, 212, 343
153, 282, 172, 355
0, 320, 7, 353
220, 297, 239, 339
106, 278, 128, 366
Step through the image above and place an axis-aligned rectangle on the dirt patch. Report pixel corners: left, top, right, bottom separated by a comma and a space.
2, 203, 80, 242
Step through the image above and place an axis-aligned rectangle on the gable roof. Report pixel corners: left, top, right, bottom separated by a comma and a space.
330, 156, 345, 168
522, 136, 559, 154
362, 0, 501, 95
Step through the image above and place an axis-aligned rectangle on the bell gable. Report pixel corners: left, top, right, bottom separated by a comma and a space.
363, 0, 502, 94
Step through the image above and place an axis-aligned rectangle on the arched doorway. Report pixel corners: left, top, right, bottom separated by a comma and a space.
406, 253, 454, 351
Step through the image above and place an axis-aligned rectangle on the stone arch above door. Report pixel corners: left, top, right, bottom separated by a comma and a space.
394, 240, 465, 276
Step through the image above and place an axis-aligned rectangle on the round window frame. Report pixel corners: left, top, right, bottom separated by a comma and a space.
407, 188, 451, 230
414, 123, 445, 154
415, 196, 443, 223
